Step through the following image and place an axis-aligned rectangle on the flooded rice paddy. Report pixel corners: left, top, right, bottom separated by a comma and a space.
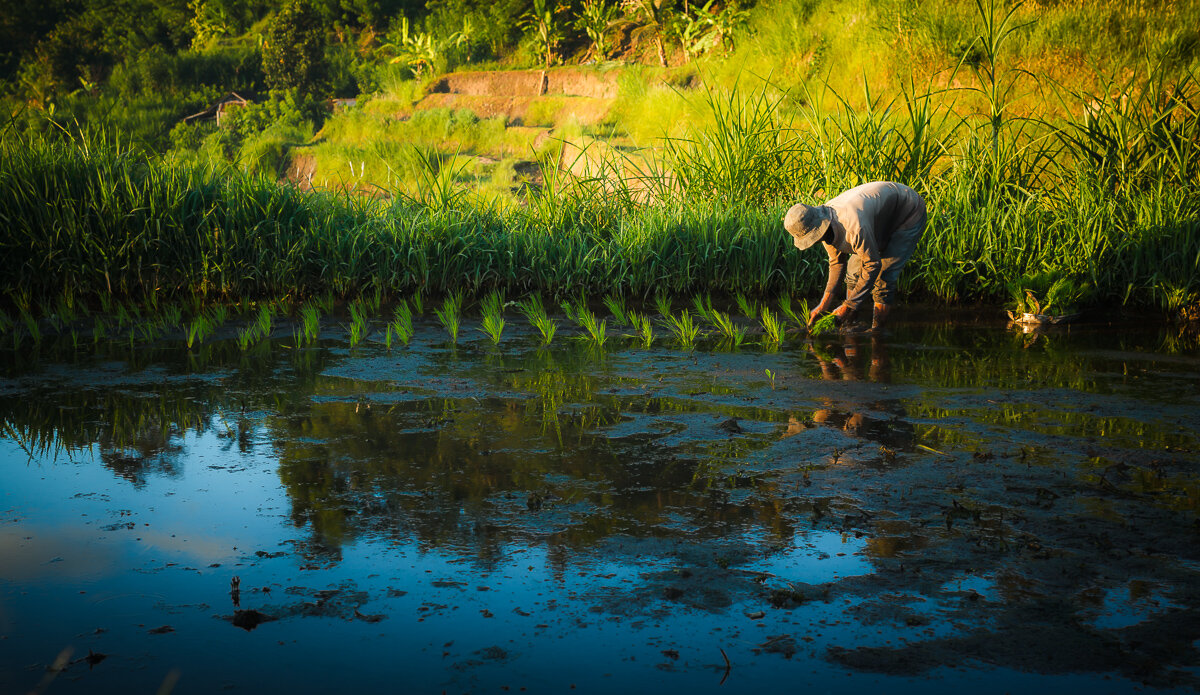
2, 308, 1199, 693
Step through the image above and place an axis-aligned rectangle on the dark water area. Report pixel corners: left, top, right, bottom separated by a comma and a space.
2, 308, 1199, 694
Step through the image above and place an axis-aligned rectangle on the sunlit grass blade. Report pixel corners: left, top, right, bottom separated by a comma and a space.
628, 311, 654, 347
518, 295, 558, 346
480, 290, 506, 345
435, 292, 463, 344
602, 294, 629, 326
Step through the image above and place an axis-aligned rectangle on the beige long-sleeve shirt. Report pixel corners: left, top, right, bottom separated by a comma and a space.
820, 181, 926, 310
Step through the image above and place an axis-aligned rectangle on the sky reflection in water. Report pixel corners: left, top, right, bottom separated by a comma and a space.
2, 313, 1199, 693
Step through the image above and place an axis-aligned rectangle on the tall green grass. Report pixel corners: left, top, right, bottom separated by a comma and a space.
2, 12, 1197, 319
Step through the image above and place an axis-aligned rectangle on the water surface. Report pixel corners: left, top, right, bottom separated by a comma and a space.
3, 309, 1199, 693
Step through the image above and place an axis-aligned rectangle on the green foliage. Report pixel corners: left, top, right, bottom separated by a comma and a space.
435, 292, 464, 343
662, 308, 701, 348
387, 299, 414, 346
576, 0, 620, 60
520, 0, 564, 69
571, 299, 607, 347
602, 294, 629, 326
263, 0, 329, 100
1007, 271, 1092, 316
517, 294, 557, 345
480, 289, 506, 344
760, 307, 783, 344
628, 311, 654, 347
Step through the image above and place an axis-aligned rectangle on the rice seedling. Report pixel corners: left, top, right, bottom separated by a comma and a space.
735, 293, 760, 320
435, 293, 464, 344
663, 309, 702, 348
299, 302, 322, 345
237, 304, 274, 351
761, 308, 784, 344
367, 288, 384, 314
653, 293, 674, 319
348, 300, 371, 348
186, 313, 213, 349
691, 294, 717, 325
480, 291, 506, 345
389, 300, 414, 347
572, 300, 607, 348
160, 304, 183, 332
91, 316, 107, 345
779, 295, 804, 328
765, 368, 776, 390
19, 307, 41, 346
602, 294, 630, 327
629, 311, 654, 347
410, 291, 424, 315
809, 313, 838, 337
517, 295, 558, 346
710, 309, 747, 347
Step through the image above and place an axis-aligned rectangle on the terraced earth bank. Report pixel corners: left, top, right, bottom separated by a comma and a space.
2, 309, 1199, 693
296, 66, 642, 195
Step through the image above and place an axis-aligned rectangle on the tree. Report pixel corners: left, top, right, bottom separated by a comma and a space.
263, 0, 328, 99
622, 0, 674, 68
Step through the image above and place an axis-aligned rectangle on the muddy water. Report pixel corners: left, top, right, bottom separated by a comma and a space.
2, 309, 1199, 693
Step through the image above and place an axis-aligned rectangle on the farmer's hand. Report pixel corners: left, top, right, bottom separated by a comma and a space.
808, 306, 823, 325
832, 304, 853, 324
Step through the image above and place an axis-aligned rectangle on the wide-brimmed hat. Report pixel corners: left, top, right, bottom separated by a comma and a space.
782, 203, 832, 250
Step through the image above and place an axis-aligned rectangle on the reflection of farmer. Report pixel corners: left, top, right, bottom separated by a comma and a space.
808, 336, 891, 383
783, 181, 927, 330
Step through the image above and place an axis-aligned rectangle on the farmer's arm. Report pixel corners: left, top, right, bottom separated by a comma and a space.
809, 244, 848, 322
840, 235, 881, 317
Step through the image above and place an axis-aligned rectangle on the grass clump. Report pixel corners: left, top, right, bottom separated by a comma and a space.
480, 290, 506, 344
386, 300, 414, 348
572, 300, 607, 348
435, 292, 464, 344
710, 308, 747, 347
629, 311, 654, 347
603, 294, 630, 326
760, 308, 784, 345
663, 309, 702, 348
518, 295, 558, 346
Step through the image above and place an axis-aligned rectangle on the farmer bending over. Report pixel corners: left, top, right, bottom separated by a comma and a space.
783, 181, 927, 331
